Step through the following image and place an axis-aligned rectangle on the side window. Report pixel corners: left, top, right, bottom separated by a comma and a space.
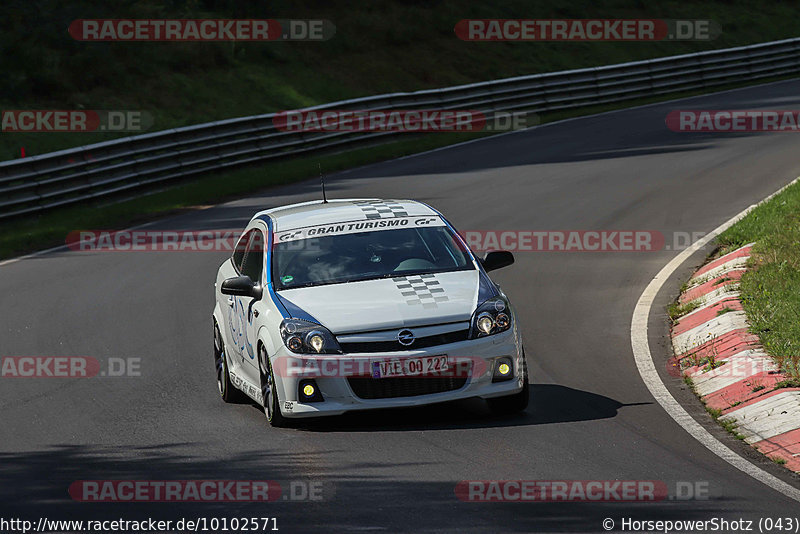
232, 230, 251, 272
240, 229, 265, 284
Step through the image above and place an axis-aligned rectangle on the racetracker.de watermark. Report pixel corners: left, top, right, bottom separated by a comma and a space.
272, 355, 489, 379
273, 110, 533, 132
455, 480, 711, 502
68, 480, 325, 502
0, 356, 141, 378
463, 230, 665, 252
68, 19, 335, 41
67, 230, 715, 253
1, 110, 152, 132
667, 355, 776, 378
667, 110, 800, 132
455, 19, 720, 41
66, 230, 245, 252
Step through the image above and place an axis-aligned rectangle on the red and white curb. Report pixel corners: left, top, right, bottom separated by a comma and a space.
671, 244, 800, 472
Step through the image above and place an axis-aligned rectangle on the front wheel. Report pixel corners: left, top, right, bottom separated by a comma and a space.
259, 346, 289, 427
215, 322, 245, 403
487, 353, 529, 415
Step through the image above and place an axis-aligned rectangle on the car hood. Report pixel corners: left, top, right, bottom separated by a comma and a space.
275, 270, 481, 334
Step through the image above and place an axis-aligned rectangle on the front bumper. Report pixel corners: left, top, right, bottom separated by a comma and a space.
270, 327, 525, 418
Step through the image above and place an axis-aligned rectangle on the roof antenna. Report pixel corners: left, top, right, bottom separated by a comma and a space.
319, 162, 328, 203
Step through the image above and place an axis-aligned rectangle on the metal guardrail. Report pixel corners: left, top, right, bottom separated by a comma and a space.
2, 37, 800, 220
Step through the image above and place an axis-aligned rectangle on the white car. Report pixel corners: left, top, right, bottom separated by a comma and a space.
212, 198, 528, 426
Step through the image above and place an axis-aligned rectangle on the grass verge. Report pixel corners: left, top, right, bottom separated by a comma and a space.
716, 180, 800, 381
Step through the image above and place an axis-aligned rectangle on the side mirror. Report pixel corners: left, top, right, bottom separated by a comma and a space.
221, 275, 263, 300
481, 251, 514, 272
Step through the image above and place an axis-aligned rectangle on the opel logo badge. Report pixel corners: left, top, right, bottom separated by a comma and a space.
397, 329, 415, 346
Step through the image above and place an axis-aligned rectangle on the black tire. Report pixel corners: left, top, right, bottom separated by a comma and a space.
214, 322, 245, 403
259, 345, 289, 427
487, 354, 530, 415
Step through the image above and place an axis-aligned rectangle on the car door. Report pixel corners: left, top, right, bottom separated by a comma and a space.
221, 229, 252, 363
238, 226, 266, 373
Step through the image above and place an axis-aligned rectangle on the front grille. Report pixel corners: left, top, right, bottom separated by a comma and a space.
347, 376, 467, 399
338, 329, 469, 354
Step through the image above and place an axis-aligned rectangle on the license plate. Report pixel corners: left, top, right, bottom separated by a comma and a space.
371, 355, 449, 379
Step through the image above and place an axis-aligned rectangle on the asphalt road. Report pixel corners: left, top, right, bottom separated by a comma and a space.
2, 79, 800, 533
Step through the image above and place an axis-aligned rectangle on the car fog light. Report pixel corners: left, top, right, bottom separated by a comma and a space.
299, 379, 323, 402
492, 357, 514, 383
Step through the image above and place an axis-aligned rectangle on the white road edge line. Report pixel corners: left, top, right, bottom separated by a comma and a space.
631, 176, 800, 503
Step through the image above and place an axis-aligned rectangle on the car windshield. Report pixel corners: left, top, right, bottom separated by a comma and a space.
272, 225, 474, 289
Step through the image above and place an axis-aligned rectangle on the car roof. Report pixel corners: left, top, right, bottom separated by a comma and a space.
254, 198, 440, 231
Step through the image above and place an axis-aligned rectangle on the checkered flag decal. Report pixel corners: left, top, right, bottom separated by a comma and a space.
353, 199, 409, 219
393, 274, 449, 309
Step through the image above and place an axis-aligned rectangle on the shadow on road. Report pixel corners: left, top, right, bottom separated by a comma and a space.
284, 383, 651, 432
0, 441, 736, 533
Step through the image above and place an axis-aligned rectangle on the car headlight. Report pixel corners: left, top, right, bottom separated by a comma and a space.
469, 297, 512, 339
280, 319, 342, 354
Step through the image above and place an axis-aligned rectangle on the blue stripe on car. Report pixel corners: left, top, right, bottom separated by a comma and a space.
257, 214, 324, 324
275, 295, 321, 323
256, 214, 290, 319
